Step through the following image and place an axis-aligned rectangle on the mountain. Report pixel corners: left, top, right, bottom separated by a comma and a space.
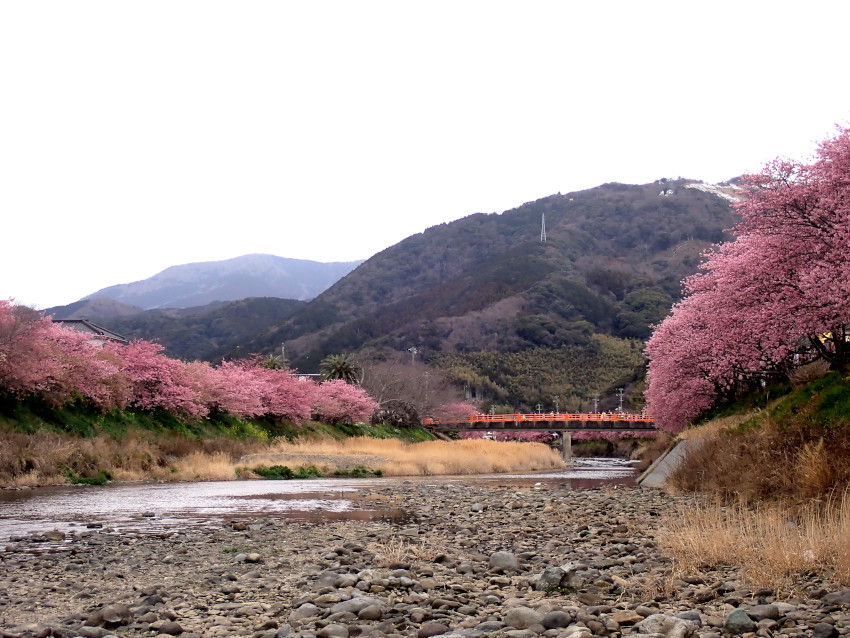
46, 179, 740, 411
78, 254, 364, 309
221, 179, 739, 410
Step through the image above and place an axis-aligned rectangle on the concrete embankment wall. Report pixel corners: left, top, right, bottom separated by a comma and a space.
637, 438, 705, 488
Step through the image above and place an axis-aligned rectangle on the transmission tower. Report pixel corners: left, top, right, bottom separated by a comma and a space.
540, 213, 547, 242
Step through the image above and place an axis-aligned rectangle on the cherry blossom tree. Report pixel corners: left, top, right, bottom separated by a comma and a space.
185, 360, 266, 418
431, 401, 478, 423
646, 126, 850, 432
120, 340, 207, 418
0, 300, 63, 399
313, 379, 378, 424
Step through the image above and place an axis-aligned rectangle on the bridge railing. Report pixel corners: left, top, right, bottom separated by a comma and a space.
422, 412, 653, 426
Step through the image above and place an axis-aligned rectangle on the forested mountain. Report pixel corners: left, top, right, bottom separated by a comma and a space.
227, 179, 739, 411
46, 179, 737, 411
97, 298, 306, 362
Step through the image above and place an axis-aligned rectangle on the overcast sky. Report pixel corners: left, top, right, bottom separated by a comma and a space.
3, 1, 850, 309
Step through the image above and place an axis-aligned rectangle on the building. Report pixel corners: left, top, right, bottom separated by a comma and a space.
52, 319, 129, 346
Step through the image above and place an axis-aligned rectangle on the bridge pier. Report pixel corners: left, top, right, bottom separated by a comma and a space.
559, 431, 572, 463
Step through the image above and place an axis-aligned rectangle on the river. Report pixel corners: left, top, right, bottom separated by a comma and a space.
0, 458, 637, 542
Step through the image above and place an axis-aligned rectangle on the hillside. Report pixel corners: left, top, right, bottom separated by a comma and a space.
227, 179, 738, 410
98, 297, 306, 362
75, 254, 363, 309
41, 179, 737, 411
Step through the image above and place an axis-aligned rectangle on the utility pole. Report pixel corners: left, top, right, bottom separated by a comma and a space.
408, 346, 418, 364
592, 395, 599, 413
554, 396, 559, 413
617, 388, 624, 412
535, 403, 543, 414
540, 213, 547, 242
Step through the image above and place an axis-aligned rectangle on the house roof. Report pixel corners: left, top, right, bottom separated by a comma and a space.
52, 318, 129, 345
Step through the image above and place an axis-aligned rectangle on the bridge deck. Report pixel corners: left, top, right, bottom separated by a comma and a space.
423, 412, 654, 432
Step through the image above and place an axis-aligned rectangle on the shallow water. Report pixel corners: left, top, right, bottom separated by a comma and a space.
0, 458, 636, 542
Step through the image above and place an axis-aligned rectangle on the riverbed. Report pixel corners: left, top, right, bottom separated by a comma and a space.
2, 459, 848, 638
0, 458, 637, 542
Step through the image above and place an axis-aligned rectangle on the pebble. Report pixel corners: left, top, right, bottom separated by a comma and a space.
1, 482, 849, 637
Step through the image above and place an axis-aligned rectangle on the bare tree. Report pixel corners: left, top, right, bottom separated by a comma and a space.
360, 355, 468, 427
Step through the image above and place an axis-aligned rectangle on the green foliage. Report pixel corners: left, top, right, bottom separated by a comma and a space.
319, 353, 361, 383
767, 372, 850, 431
433, 334, 646, 410
614, 288, 673, 339
64, 468, 113, 485
333, 465, 383, 477
252, 464, 323, 479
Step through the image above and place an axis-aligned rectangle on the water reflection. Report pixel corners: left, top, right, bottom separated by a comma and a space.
0, 458, 635, 541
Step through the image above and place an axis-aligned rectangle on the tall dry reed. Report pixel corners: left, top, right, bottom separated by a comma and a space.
0, 428, 263, 486
660, 493, 850, 590
1, 429, 564, 486
263, 436, 565, 476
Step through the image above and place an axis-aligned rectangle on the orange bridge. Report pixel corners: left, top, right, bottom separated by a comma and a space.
422, 412, 655, 433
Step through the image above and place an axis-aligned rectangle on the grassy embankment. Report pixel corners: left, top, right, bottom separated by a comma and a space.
658, 365, 850, 590
0, 396, 564, 487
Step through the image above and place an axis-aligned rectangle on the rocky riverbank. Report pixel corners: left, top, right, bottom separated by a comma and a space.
2, 482, 849, 638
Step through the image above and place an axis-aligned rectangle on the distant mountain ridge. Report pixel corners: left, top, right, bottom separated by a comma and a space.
77, 254, 363, 309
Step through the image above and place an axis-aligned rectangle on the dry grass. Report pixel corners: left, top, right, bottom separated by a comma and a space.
0, 430, 564, 486
0, 428, 260, 486
660, 493, 850, 590
668, 415, 850, 502
257, 436, 565, 476
788, 359, 831, 388
171, 451, 238, 481
367, 536, 436, 566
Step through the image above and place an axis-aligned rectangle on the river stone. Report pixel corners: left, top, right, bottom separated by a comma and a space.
357, 605, 383, 621
674, 610, 702, 626
823, 589, 850, 606
85, 603, 133, 628
318, 623, 349, 638
158, 620, 184, 635
724, 609, 756, 635
489, 551, 519, 572
813, 622, 840, 638
747, 603, 780, 620
612, 609, 643, 624
535, 566, 565, 591
504, 606, 544, 629
330, 596, 383, 614
542, 610, 572, 629
419, 622, 451, 638
637, 613, 695, 638
475, 620, 506, 632
290, 603, 320, 620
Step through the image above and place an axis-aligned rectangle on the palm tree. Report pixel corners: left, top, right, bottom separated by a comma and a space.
260, 354, 288, 370
319, 353, 361, 384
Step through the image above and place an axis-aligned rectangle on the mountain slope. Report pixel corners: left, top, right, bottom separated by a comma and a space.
245, 180, 733, 346
213, 179, 737, 410
102, 297, 306, 362
80, 254, 363, 309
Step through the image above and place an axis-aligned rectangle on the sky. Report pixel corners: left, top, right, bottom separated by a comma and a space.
3, 2, 850, 310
